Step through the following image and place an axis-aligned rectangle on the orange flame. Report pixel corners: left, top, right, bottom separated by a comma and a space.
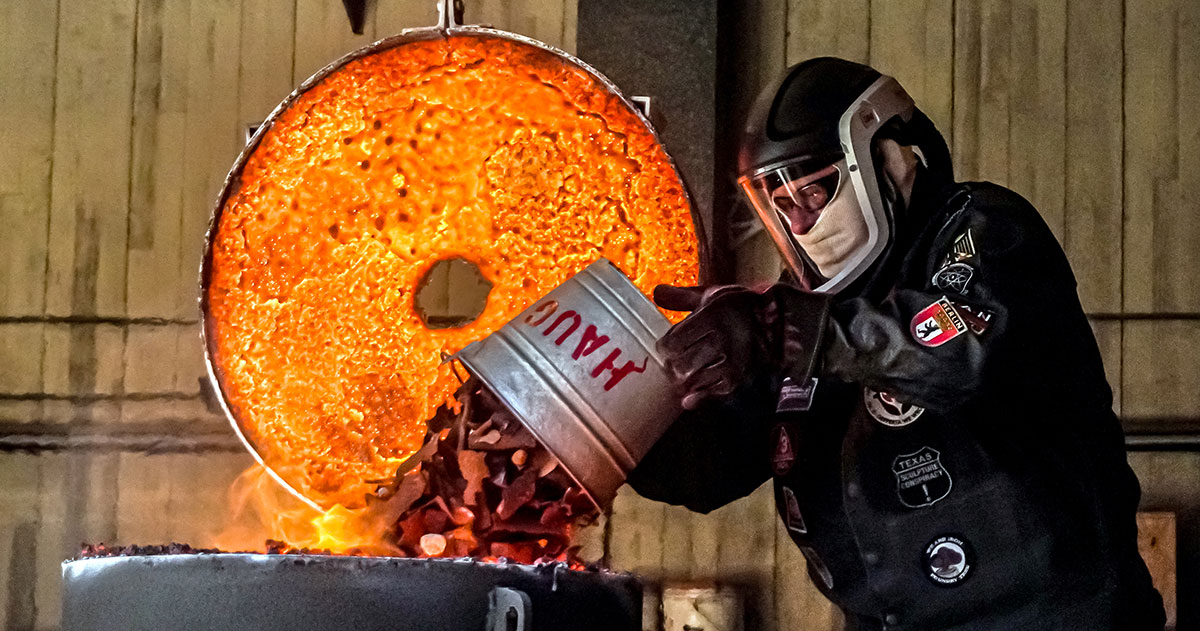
216, 462, 595, 568
215, 465, 400, 555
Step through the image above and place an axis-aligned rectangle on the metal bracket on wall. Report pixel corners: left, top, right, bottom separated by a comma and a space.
342, 0, 367, 34
630, 96, 653, 120
245, 122, 263, 146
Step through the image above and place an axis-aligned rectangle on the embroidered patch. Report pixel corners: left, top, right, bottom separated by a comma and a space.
932, 262, 973, 295
800, 546, 834, 589
776, 377, 818, 413
892, 446, 952, 508
924, 535, 973, 587
781, 486, 808, 535
864, 388, 925, 427
911, 297, 968, 347
770, 423, 796, 476
949, 300, 994, 335
941, 228, 977, 267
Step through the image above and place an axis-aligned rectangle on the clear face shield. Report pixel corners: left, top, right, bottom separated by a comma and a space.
734, 158, 849, 286
757, 162, 844, 237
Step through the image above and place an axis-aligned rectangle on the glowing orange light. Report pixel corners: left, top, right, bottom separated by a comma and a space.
206, 32, 697, 543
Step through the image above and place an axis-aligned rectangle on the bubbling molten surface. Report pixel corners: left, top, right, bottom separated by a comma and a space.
206, 33, 698, 509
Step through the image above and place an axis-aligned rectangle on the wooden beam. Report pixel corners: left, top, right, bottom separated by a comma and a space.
374, 0, 439, 37
1124, 321, 1200, 419
1066, 0, 1123, 313
605, 486, 666, 578
177, 0, 243, 320
1124, 0, 1200, 312
869, 0, 954, 148
774, 516, 842, 631
0, 0, 57, 318
293, 0, 375, 86
1137, 511, 1177, 628
126, 0, 190, 319
46, 0, 137, 318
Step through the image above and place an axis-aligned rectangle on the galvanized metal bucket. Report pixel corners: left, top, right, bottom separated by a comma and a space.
455, 259, 680, 509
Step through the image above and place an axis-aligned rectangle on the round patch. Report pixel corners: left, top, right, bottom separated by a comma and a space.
924, 535, 973, 587
864, 388, 924, 427
770, 423, 796, 475
933, 262, 973, 295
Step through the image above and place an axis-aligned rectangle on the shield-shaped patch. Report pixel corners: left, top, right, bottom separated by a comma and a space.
770, 423, 796, 476
891, 446, 953, 508
910, 297, 968, 347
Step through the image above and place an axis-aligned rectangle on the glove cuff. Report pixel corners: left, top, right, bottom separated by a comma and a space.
763, 284, 831, 382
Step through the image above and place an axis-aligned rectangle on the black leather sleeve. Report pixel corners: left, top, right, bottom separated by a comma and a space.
820, 184, 1075, 411
625, 377, 776, 513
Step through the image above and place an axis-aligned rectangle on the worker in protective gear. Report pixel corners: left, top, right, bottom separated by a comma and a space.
628, 57, 1165, 630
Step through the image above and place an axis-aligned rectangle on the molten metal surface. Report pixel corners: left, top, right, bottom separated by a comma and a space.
207, 33, 697, 509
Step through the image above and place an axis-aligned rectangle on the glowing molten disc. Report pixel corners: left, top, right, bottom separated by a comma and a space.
204, 32, 698, 508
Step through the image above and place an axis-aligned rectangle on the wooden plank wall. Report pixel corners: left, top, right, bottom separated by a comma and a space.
1, 1, 1198, 630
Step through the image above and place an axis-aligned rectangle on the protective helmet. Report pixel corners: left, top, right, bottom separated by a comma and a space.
738, 57, 943, 293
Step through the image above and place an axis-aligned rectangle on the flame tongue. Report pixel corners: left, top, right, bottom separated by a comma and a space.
223, 378, 599, 565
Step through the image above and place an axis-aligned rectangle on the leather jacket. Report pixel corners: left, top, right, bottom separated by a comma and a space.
628, 179, 1166, 630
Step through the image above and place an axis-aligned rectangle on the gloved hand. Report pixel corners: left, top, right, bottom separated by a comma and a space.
654, 285, 768, 410
653, 283, 830, 410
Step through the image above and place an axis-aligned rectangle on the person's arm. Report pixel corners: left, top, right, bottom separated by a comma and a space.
819, 185, 1074, 411
625, 377, 776, 513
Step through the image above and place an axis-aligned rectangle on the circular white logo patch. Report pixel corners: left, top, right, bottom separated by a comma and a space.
864, 388, 924, 427
924, 535, 972, 586
932, 262, 974, 295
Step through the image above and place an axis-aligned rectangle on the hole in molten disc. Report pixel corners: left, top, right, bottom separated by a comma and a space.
414, 257, 492, 329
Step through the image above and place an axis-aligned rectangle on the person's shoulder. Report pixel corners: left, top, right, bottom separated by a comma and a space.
951, 181, 1042, 224
937, 181, 1059, 256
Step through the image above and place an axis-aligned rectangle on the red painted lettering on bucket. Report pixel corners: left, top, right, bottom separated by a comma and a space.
572, 325, 610, 360
524, 300, 558, 327
591, 348, 649, 391
544, 311, 582, 345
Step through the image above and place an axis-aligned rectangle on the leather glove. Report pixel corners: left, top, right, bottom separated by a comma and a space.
654, 284, 768, 410
653, 283, 830, 410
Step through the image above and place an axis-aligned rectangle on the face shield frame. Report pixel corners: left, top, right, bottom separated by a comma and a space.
739, 76, 916, 293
